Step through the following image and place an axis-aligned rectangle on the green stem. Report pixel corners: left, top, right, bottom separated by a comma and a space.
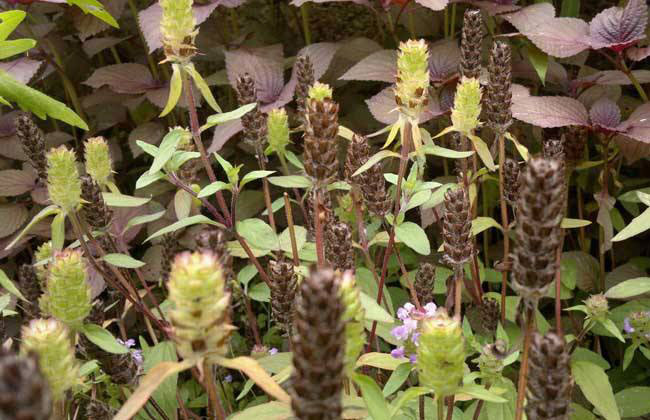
514, 308, 534, 420
620, 56, 649, 102
437, 397, 444, 420
449, 4, 457, 39
300, 4, 312, 45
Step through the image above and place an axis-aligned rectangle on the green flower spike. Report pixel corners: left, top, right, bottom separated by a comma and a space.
34, 241, 53, 288
395, 39, 430, 121
338, 271, 365, 376
40, 250, 92, 330
46, 145, 82, 213
308, 82, 333, 102
584, 294, 609, 323
451, 76, 482, 136
84, 137, 112, 187
168, 251, 234, 361
21, 318, 80, 401
265, 108, 291, 157
160, 0, 197, 64
417, 309, 465, 398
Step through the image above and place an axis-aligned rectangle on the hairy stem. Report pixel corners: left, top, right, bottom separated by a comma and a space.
514, 307, 534, 420
204, 361, 226, 420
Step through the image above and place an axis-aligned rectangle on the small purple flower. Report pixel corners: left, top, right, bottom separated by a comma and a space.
411, 332, 421, 346
409, 354, 417, 363
118, 339, 143, 367
118, 339, 136, 348
397, 303, 415, 320
404, 318, 418, 332
624, 317, 635, 334
268, 347, 278, 355
224, 374, 233, 383
423, 302, 437, 317
132, 349, 144, 367
391, 325, 411, 341
391, 347, 406, 359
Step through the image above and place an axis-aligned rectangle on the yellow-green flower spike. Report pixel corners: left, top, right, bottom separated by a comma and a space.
451, 77, 482, 135
168, 251, 234, 361
338, 271, 365, 376
417, 309, 465, 397
585, 294, 609, 322
46, 146, 81, 213
21, 318, 80, 401
395, 39, 430, 119
34, 241, 53, 288
266, 108, 291, 157
308, 82, 333, 102
84, 137, 112, 186
40, 250, 92, 330
160, 0, 197, 63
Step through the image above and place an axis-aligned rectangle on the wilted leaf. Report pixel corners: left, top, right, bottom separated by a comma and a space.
214, 356, 291, 403
512, 95, 589, 128
588, 0, 648, 51
84, 63, 157, 94
0, 169, 36, 196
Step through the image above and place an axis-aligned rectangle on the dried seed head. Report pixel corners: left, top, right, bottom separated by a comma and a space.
40, 250, 92, 330
20, 318, 79, 401
167, 252, 233, 360
478, 296, 500, 336
308, 82, 333, 102
46, 146, 82, 213
475, 340, 507, 383
161, 233, 179, 283
195, 228, 235, 285
304, 89, 339, 183
291, 268, 344, 420
345, 135, 391, 217
564, 126, 587, 164
417, 309, 465, 397
236, 74, 267, 156
512, 157, 564, 307
486, 41, 513, 133
160, 0, 197, 63
266, 108, 291, 157
269, 259, 298, 334
295, 55, 315, 118
84, 137, 112, 187
338, 271, 365, 376
325, 221, 354, 271
415, 263, 436, 307
526, 332, 572, 420
0, 350, 53, 420
504, 158, 520, 207
584, 294, 608, 322
306, 188, 334, 236
442, 186, 473, 267
15, 115, 47, 181
451, 77, 482, 136
18, 264, 41, 320
460, 9, 485, 80
395, 39, 430, 119
84, 400, 113, 419
81, 176, 112, 229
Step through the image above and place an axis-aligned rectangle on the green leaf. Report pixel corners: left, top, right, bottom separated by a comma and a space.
150, 128, 185, 174
236, 219, 279, 251
0, 269, 25, 301
230, 402, 291, 420
571, 360, 621, 420
103, 253, 146, 269
248, 282, 270, 302
5, 205, 59, 250
504, 132, 529, 161
0, 39, 36, 60
415, 144, 474, 159
351, 373, 391, 420
359, 292, 394, 323
352, 150, 400, 177
124, 210, 166, 232
145, 215, 222, 242
51, 211, 65, 251
405, 190, 432, 211
185, 63, 221, 113
389, 386, 430, 417
471, 217, 503, 236
267, 175, 312, 189
141, 341, 180, 419
200, 103, 257, 132
356, 352, 404, 371
278, 226, 307, 254
160, 63, 183, 117
382, 121, 401, 149
458, 384, 507, 403
526, 44, 549, 85
0, 11, 27, 40
240, 170, 275, 188
598, 318, 625, 343
102, 193, 151, 207
615, 386, 650, 418
382, 362, 412, 396
622, 343, 638, 371
612, 208, 650, 242
467, 134, 496, 171
0, 70, 88, 129
395, 222, 430, 255
197, 181, 231, 198
605, 277, 650, 299
135, 171, 166, 190
560, 0, 580, 17
80, 323, 128, 354
67, 0, 119, 27
114, 360, 195, 420
562, 218, 592, 229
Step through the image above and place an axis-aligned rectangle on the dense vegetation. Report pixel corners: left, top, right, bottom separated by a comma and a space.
0, 0, 649, 419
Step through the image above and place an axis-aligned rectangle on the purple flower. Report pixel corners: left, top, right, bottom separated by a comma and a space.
404, 318, 418, 332
423, 302, 437, 317
391, 325, 411, 341
391, 347, 406, 359
224, 374, 233, 383
624, 317, 635, 334
118, 339, 136, 348
411, 332, 421, 346
397, 303, 415, 321
269, 347, 278, 355
132, 349, 144, 367
409, 354, 417, 363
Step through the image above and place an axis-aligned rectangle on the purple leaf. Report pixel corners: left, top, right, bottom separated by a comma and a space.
83, 36, 130, 58
589, 98, 621, 130
339, 49, 397, 83
84, 64, 158, 94
581, 70, 650, 86
0, 58, 42, 84
207, 120, 244, 153
512, 95, 589, 128
627, 46, 650, 62
512, 56, 569, 90
615, 134, 650, 164
138, 2, 220, 53
224, 44, 285, 104
461, 0, 521, 15
366, 86, 443, 125
414, 0, 449, 11
290, 0, 370, 5
72, 0, 126, 41
503, 3, 556, 35
428, 39, 460, 83
588, 0, 648, 51
618, 103, 650, 144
